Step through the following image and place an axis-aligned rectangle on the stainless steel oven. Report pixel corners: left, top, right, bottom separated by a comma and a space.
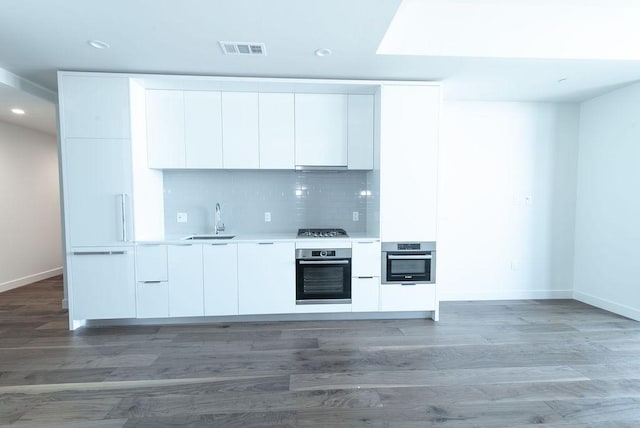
296, 248, 352, 304
382, 242, 436, 284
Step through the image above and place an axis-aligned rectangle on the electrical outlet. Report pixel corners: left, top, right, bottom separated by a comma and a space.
264, 212, 271, 222
352, 211, 359, 222
177, 212, 188, 223
524, 195, 533, 205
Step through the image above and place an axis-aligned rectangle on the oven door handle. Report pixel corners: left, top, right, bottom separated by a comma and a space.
298, 259, 350, 265
387, 254, 432, 260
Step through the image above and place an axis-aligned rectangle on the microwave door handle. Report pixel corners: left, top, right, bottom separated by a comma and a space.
387, 255, 432, 260
299, 260, 350, 265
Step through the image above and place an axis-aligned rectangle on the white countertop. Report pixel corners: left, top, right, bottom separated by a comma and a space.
137, 232, 379, 245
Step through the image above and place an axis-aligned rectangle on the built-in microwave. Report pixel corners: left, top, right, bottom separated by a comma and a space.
381, 242, 436, 284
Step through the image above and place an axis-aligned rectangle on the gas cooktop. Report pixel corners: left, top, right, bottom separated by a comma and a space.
297, 228, 349, 238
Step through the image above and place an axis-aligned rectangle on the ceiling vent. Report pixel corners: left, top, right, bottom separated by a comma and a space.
219, 41, 267, 56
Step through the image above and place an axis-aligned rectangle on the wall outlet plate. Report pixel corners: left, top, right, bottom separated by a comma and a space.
177, 212, 188, 223
353, 211, 359, 221
264, 212, 271, 222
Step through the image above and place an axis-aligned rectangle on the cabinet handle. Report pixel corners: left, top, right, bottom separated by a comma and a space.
210, 243, 228, 246
142, 280, 163, 284
357, 241, 375, 244
258, 242, 274, 245
357, 276, 374, 279
73, 251, 127, 256
120, 193, 128, 242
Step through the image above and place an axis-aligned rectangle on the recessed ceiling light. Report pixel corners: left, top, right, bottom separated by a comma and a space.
315, 48, 332, 57
11, 108, 25, 115
88, 39, 110, 49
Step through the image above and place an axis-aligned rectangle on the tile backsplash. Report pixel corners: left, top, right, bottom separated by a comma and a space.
163, 170, 371, 236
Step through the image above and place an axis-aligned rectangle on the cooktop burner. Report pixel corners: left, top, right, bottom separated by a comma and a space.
297, 228, 349, 238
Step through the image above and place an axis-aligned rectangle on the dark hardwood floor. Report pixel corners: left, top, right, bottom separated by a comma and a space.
1, 277, 640, 427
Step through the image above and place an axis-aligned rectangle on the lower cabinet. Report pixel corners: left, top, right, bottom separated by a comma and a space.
69, 247, 136, 320
238, 242, 295, 315
351, 276, 380, 312
135, 245, 169, 318
168, 244, 204, 317
203, 243, 239, 316
379, 283, 436, 312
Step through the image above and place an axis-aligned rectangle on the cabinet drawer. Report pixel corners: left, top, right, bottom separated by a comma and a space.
352, 241, 381, 277
135, 245, 168, 282
352, 276, 379, 312
136, 281, 169, 318
379, 283, 436, 312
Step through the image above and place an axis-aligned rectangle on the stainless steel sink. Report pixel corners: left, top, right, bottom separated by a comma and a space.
182, 235, 236, 240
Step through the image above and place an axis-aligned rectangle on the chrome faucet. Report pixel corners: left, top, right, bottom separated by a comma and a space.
214, 202, 226, 235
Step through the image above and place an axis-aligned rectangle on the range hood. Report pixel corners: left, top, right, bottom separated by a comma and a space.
295, 165, 348, 172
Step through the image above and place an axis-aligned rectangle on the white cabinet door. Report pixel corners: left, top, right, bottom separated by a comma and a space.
352, 277, 379, 312
352, 241, 381, 277
348, 95, 374, 170
380, 85, 440, 242
295, 94, 348, 167
259, 93, 295, 169
135, 245, 168, 282
379, 283, 436, 312
185, 91, 223, 168
168, 245, 204, 317
70, 248, 136, 320
59, 75, 130, 139
238, 242, 295, 315
203, 244, 239, 316
222, 92, 259, 168
136, 281, 169, 318
146, 90, 185, 168
65, 138, 133, 247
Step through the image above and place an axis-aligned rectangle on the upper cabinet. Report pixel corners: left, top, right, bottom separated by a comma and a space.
295, 93, 348, 168
144, 88, 375, 171
59, 75, 131, 139
146, 90, 185, 168
348, 95, 375, 170
221, 92, 260, 169
185, 91, 223, 168
259, 93, 295, 169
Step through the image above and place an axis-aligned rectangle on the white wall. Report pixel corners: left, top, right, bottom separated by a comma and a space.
0, 120, 62, 291
438, 101, 579, 300
573, 83, 640, 321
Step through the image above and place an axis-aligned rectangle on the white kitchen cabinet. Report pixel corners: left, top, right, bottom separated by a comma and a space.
238, 242, 295, 315
351, 277, 380, 312
184, 91, 223, 168
380, 85, 440, 242
69, 248, 136, 320
146, 89, 186, 168
295, 93, 348, 167
203, 243, 239, 316
135, 245, 168, 282
351, 241, 381, 277
135, 244, 169, 318
136, 281, 169, 319
259, 93, 295, 169
168, 245, 204, 317
379, 283, 436, 312
64, 138, 133, 247
347, 95, 374, 170
59, 75, 131, 139
222, 92, 259, 168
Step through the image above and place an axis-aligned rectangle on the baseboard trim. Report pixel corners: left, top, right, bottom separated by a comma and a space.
0, 268, 63, 293
440, 289, 573, 301
573, 291, 640, 321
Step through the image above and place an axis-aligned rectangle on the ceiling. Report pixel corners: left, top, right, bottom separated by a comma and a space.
2, 0, 640, 135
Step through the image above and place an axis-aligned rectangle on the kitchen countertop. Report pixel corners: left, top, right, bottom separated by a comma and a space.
136, 232, 380, 245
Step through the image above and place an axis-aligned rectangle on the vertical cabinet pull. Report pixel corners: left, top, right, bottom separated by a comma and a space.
120, 193, 128, 242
